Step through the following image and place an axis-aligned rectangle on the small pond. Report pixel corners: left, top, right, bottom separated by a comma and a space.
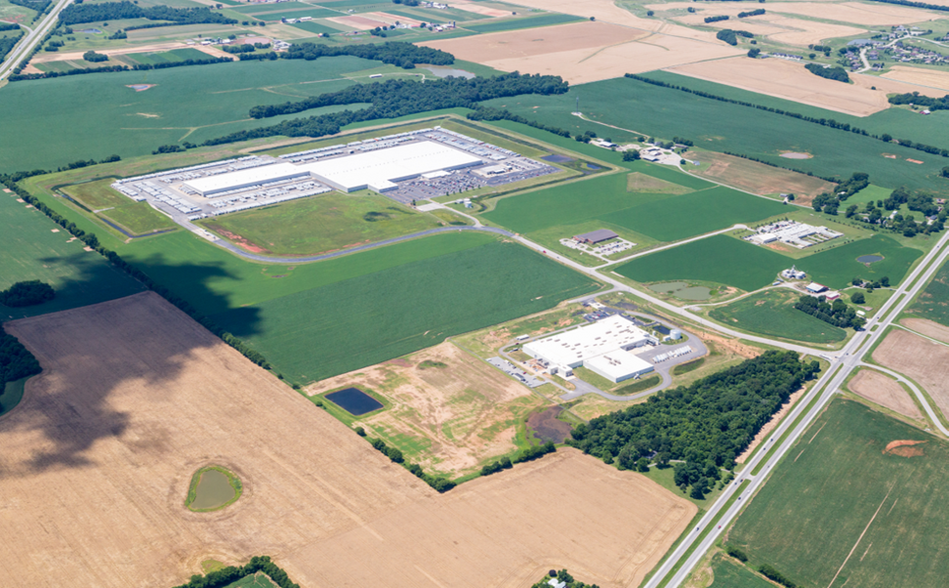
542, 154, 575, 163
857, 254, 884, 264
190, 470, 236, 511
648, 281, 713, 301
326, 387, 383, 415
424, 66, 475, 79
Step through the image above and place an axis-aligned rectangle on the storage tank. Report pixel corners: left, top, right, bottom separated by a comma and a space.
669, 329, 683, 340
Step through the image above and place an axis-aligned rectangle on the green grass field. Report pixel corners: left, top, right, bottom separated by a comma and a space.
124, 48, 209, 65
729, 399, 949, 588
197, 192, 439, 256
616, 233, 921, 292
904, 257, 949, 326
239, 7, 343, 20
0, 377, 27, 418
706, 553, 774, 588
0, 192, 143, 320
462, 13, 582, 33
480, 74, 949, 193
709, 289, 847, 344
208, 238, 600, 384
290, 19, 346, 35
0, 57, 380, 173
62, 179, 176, 236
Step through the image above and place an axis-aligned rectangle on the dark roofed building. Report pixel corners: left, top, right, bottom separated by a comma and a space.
574, 229, 619, 244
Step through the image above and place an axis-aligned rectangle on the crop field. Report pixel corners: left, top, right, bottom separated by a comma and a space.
198, 192, 440, 256
210, 239, 600, 384
461, 12, 582, 33
0, 57, 380, 173
306, 341, 546, 476
480, 75, 949, 193
0, 191, 143, 320
709, 289, 847, 344
704, 553, 773, 588
617, 233, 921, 292
0, 292, 697, 588
728, 399, 949, 588
905, 257, 949, 326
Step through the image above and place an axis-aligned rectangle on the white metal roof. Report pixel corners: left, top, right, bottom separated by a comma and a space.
586, 351, 653, 380
523, 315, 652, 368
183, 162, 307, 195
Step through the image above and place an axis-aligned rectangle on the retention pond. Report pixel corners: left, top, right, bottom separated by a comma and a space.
326, 387, 383, 416
190, 469, 236, 511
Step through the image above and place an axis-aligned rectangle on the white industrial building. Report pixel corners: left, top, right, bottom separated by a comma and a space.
523, 315, 657, 383
182, 140, 482, 196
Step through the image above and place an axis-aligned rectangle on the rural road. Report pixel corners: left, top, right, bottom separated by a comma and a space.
646, 226, 949, 588
0, 0, 74, 82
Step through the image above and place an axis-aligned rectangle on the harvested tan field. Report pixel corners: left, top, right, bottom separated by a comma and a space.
327, 15, 380, 30
0, 292, 429, 588
27, 41, 231, 64
872, 329, 949, 421
306, 341, 545, 476
506, 0, 663, 31
365, 11, 424, 26
851, 71, 948, 98
668, 56, 894, 116
1, 292, 694, 588
423, 23, 742, 84
453, 0, 511, 17
882, 65, 949, 92
287, 448, 697, 588
902, 318, 949, 344
683, 150, 835, 202
671, 11, 865, 45
850, 369, 922, 418
769, 1, 940, 24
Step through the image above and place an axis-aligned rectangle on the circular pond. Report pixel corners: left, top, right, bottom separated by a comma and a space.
187, 466, 242, 512
857, 254, 884, 264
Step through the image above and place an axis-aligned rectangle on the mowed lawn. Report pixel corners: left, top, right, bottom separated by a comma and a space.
709, 289, 846, 344
198, 192, 440, 256
483, 167, 784, 243
0, 192, 143, 319
729, 399, 949, 588
616, 233, 922, 292
210, 239, 601, 384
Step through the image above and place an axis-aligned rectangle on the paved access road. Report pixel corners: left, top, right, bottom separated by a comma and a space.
0, 0, 74, 82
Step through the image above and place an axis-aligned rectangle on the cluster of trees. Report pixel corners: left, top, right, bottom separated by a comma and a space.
852, 275, 890, 291
0, 30, 23, 65
865, 0, 949, 12
153, 142, 196, 154
809, 43, 832, 56
738, 8, 765, 16
795, 295, 866, 329
0, 22, 19, 31
759, 564, 797, 588
171, 556, 299, 588
10, 55, 232, 80
705, 14, 730, 23
393, 0, 421, 5
0, 280, 55, 307
201, 72, 567, 146
237, 40, 453, 69
716, 29, 753, 45
82, 50, 108, 62
623, 150, 641, 161
747, 47, 761, 58
624, 75, 949, 160
889, 91, 949, 111
813, 179, 946, 236
222, 41, 269, 54
726, 546, 749, 562
805, 63, 850, 83
45, 38, 63, 51
0, 175, 276, 374
672, 461, 732, 499
0, 326, 42, 392
568, 351, 820, 494
467, 107, 572, 138
531, 570, 600, 588
10, 0, 51, 18
59, 1, 236, 27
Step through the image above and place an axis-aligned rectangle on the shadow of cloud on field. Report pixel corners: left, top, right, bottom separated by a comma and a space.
1, 254, 264, 476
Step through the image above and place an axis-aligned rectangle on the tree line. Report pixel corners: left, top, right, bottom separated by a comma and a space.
738, 8, 765, 16
467, 106, 573, 138
222, 42, 269, 54
0, 175, 275, 375
60, 0, 236, 27
238, 40, 453, 69
624, 74, 949, 159
568, 351, 820, 494
0, 326, 42, 393
805, 63, 850, 83
83, 50, 108, 62
888, 91, 949, 111
171, 556, 299, 588
0, 30, 23, 65
358, 431, 457, 492
198, 72, 567, 147
0, 281, 55, 307
705, 14, 729, 23
0, 22, 20, 31
10, 56, 233, 81
716, 29, 753, 45
865, 0, 949, 12
795, 295, 865, 329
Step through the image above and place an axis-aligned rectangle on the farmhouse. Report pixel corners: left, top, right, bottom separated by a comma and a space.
574, 229, 619, 244
523, 315, 657, 382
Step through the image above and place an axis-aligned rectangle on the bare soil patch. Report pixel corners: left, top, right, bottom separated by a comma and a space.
528, 406, 573, 443
902, 318, 949, 344
286, 448, 697, 588
306, 341, 543, 475
506, 0, 666, 32
872, 329, 949, 421
684, 150, 834, 201
736, 386, 806, 463
850, 369, 921, 418
883, 65, 949, 92
883, 439, 926, 457
696, 330, 762, 360
668, 57, 894, 116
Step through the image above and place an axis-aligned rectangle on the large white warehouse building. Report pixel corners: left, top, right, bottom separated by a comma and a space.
523, 315, 657, 383
183, 140, 482, 196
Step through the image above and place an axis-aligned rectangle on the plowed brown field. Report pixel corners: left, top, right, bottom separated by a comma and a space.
849, 368, 921, 418
872, 329, 949, 421
0, 293, 696, 588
